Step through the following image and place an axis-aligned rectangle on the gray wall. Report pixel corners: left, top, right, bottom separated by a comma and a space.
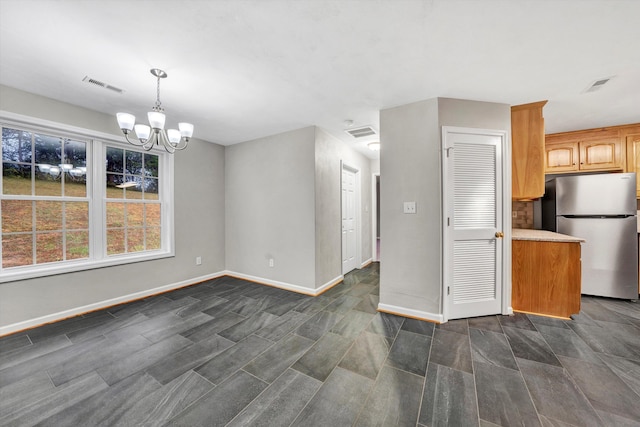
380, 98, 441, 314
0, 85, 226, 327
379, 97, 509, 317
225, 127, 317, 289
314, 128, 372, 287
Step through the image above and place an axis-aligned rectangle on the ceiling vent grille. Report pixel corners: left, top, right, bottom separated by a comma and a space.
345, 126, 377, 138
82, 76, 124, 94
584, 76, 614, 93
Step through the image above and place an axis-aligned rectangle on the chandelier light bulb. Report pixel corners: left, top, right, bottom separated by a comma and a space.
167, 129, 181, 144
147, 111, 166, 130
134, 124, 151, 140
178, 122, 194, 138
116, 113, 136, 132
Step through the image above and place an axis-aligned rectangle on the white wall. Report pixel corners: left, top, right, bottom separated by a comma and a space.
379, 97, 509, 321
225, 127, 317, 290
0, 85, 226, 330
314, 128, 372, 287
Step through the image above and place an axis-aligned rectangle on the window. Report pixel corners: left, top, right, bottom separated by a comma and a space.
104, 147, 161, 255
1, 117, 174, 282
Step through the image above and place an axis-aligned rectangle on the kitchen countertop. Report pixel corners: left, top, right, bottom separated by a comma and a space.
512, 229, 585, 243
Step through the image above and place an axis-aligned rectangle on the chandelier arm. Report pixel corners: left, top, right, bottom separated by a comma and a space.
158, 130, 176, 154
142, 132, 159, 151
123, 131, 148, 146
171, 138, 189, 150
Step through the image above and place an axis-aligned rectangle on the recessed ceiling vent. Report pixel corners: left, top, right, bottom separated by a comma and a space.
584, 76, 614, 93
82, 76, 124, 94
345, 125, 377, 138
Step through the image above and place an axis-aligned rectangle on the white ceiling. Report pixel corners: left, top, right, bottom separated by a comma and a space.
1, 0, 639, 159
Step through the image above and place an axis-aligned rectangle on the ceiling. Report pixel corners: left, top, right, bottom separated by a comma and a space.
1, 0, 639, 159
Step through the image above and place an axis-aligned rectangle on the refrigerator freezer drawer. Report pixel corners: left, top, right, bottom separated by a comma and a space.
557, 216, 638, 299
554, 173, 636, 216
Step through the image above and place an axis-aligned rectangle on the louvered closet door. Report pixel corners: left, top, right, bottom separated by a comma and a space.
446, 130, 503, 319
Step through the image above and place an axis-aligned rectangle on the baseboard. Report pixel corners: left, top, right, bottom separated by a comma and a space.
315, 275, 344, 295
377, 303, 444, 324
223, 270, 320, 296
360, 258, 373, 268
0, 271, 226, 337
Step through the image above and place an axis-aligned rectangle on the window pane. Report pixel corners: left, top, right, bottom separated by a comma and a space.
127, 228, 144, 253
126, 151, 143, 175
147, 227, 161, 250
2, 128, 32, 162
126, 203, 144, 227
35, 201, 63, 231
144, 153, 158, 177
34, 133, 62, 166
106, 147, 124, 173
106, 173, 124, 199
106, 202, 125, 227
36, 232, 63, 263
35, 164, 62, 196
3, 163, 31, 195
145, 203, 161, 227
66, 230, 89, 260
124, 175, 143, 199
66, 202, 89, 229
2, 200, 32, 232
107, 229, 125, 255
144, 178, 159, 200
2, 234, 33, 268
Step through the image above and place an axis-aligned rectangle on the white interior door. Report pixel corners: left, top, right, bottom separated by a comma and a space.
443, 127, 507, 320
342, 166, 358, 274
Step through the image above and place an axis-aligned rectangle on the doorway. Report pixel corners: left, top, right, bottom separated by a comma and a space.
442, 127, 510, 320
372, 173, 380, 262
342, 163, 360, 274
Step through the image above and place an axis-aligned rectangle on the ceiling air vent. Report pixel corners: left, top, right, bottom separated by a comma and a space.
584, 76, 614, 93
345, 126, 377, 138
82, 76, 124, 94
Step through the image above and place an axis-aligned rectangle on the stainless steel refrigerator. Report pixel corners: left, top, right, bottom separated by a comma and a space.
542, 173, 638, 299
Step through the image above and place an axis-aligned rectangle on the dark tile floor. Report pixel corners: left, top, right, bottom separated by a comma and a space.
1, 263, 639, 426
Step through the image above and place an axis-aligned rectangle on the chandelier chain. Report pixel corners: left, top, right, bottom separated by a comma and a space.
155, 75, 163, 112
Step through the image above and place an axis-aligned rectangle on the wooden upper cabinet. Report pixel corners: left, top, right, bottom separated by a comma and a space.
626, 133, 640, 198
511, 101, 547, 200
545, 126, 630, 174
579, 138, 623, 170
545, 141, 579, 172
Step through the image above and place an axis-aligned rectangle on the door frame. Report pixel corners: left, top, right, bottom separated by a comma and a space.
441, 126, 513, 322
371, 172, 380, 262
341, 162, 362, 274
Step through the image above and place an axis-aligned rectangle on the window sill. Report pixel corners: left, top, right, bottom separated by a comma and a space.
0, 250, 174, 283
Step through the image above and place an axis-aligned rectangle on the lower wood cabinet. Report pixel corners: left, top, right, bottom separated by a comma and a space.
512, 239, 581, 319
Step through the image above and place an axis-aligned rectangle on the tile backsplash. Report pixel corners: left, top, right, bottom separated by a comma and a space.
512, 201, 534, 229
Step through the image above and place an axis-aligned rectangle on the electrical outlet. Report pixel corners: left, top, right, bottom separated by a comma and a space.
512, 211, 517, 218
196, 256, 202, 265
269, 258, 274, 267
403, 201, 416, 214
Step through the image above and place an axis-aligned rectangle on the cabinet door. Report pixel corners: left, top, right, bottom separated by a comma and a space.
579, 138, 623, 171
626, 133, 640, 198
545, 142, 579, 173
511, 101, 546, 200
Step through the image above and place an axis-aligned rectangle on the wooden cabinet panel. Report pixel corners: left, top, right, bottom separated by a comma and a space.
545, 142, 579, 172
512, 101, 547, 200
512, 240, 581, 319
626, 133, 640, 198
579, 138, 623, 170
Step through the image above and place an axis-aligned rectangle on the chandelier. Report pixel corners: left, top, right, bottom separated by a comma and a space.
116, 68, 194, 153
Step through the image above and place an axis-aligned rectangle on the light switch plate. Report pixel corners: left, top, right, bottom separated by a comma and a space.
403, 201, 416, 214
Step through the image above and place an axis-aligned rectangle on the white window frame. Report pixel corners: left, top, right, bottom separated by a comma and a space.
0, 111, 175, 283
